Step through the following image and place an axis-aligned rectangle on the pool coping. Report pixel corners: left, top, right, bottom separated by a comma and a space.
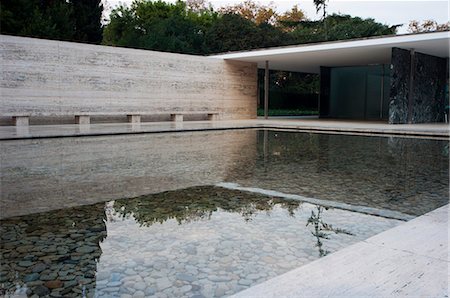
231, 204, 449, 297
0, 119, 448, 140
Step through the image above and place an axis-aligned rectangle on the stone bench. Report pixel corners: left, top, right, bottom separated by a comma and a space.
169, 112, 219, 122
10, 112, 220, 126
12, 116, 30, 126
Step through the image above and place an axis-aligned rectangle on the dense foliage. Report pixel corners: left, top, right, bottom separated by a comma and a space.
102, 1, 398, 54
102, 1, 212, 54
0, 0, 399, 54
0, 0, 103, 43
291, 14, 399, 44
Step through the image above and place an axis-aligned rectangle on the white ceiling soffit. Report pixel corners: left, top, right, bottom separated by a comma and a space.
210, 31, 450, 73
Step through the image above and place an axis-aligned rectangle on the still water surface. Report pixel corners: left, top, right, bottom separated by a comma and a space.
0, 129, 448, 297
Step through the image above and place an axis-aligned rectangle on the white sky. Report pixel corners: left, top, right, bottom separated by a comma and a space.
103, 0, 449, 33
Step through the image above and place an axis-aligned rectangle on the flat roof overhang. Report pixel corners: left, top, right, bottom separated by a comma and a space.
210, 31, 450, 73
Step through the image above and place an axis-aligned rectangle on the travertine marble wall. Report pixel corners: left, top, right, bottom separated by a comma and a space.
0, 35, 257, 122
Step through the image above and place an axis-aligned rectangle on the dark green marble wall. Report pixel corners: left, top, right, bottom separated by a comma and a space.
389, 47, 447, 124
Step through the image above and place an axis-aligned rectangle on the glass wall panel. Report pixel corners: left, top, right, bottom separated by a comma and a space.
330, 67, 366, 118
329, 65, 390, 120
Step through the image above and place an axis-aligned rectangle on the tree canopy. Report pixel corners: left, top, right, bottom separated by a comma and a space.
219, 0, 278, 25
102, 0, 398, 54
103, 0, 209, 54
1, 0, 402, 53
291, 14, 399, 44
0, 0, 103, 43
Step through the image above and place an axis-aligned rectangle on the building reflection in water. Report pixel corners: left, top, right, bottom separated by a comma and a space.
231, 130, 448, 216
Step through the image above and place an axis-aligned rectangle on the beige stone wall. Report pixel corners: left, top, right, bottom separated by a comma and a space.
0, 35, 257, 122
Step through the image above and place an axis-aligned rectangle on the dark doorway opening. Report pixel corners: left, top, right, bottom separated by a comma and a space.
257, 70, 319, 117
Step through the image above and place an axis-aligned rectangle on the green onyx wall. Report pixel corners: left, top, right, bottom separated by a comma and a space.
389, 47, 447, 124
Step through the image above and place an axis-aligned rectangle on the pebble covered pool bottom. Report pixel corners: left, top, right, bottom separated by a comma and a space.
1, 186, 403, 298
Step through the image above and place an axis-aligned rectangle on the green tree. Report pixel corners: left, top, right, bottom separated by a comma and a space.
291, 14, 398, 44
258, 22, 292, 48
0, 0, 39, 35
0, 0, 103, 43
1, 0, 75, 40
143, 14, 204, 53
102, 5, 139, 47
72, 0, 103, 43
103, 0, 210, 54
203, 13, 261, 53
203, 13, 290, 53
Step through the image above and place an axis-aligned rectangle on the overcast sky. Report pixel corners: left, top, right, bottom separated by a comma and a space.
103, 0, 449, 33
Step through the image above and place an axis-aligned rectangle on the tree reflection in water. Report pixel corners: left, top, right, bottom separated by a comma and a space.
1, 185, 366, 297
306, 205, 354, 257
112, 186, 302, 226
113, 187, 358, 259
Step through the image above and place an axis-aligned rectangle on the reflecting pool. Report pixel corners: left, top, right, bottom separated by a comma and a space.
1, 186, 402, 297
0, 129, 448, 297
231, 130, 449, 216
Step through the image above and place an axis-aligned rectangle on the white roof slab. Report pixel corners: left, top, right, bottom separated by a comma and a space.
210, 31, 450, 73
